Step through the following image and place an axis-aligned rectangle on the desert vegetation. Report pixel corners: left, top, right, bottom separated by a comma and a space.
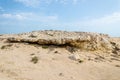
31, 56, 39, 64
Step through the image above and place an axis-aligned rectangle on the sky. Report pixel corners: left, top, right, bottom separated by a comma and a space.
0, 0, 120, 36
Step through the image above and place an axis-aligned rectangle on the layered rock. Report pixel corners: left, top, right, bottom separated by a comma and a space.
7, 30, 113, 52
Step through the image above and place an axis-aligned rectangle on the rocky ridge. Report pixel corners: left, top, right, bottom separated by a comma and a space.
3, 30, 119, 53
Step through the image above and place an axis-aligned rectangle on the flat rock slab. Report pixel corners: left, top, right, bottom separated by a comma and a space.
6, 30, 113, 51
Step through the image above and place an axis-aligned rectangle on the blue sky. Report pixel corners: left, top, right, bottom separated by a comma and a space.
0, 0, 120, 36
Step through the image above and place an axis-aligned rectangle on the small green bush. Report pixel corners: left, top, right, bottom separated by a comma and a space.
42, 46, 49, 49
31, 56, 39, 64
1, 44, 12, 49
78, 59, 84, 63
1, 46, 6, 49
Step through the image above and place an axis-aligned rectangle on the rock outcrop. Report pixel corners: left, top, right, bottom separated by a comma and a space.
6, 30, 113, 52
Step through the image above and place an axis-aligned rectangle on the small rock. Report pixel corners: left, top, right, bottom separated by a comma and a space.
29, 34, 37, 38
69, 53, 80, 61
54, 51, 58, 53
59, 73, 64, 76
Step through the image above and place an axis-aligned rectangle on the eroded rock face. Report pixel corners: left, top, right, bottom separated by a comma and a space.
7, 30, 113, 52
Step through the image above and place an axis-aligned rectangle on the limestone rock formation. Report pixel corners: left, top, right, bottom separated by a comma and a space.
7, 30, 113, 52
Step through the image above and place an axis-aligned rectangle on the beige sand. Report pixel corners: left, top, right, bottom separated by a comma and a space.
0, 36, 120, 80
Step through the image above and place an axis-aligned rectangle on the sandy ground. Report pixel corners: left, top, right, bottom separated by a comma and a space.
0, 38, 120, 80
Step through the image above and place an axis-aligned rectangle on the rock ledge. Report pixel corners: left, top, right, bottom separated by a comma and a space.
6, 30, 113, 52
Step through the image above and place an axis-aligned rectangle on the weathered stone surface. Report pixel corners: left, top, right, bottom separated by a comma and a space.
7, 30, 113, 52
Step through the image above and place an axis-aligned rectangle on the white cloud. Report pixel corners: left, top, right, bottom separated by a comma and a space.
2, 11, 119, 27
0, 11, 119, 36
49, 12, 120, 35
0, 12, 58, 22
74, 12, 120, 27
84, 12, 120, 26
61, 12, 120, 36
1, 13, 27, 20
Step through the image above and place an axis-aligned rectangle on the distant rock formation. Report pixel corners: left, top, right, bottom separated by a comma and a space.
6, 30, 115, 52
